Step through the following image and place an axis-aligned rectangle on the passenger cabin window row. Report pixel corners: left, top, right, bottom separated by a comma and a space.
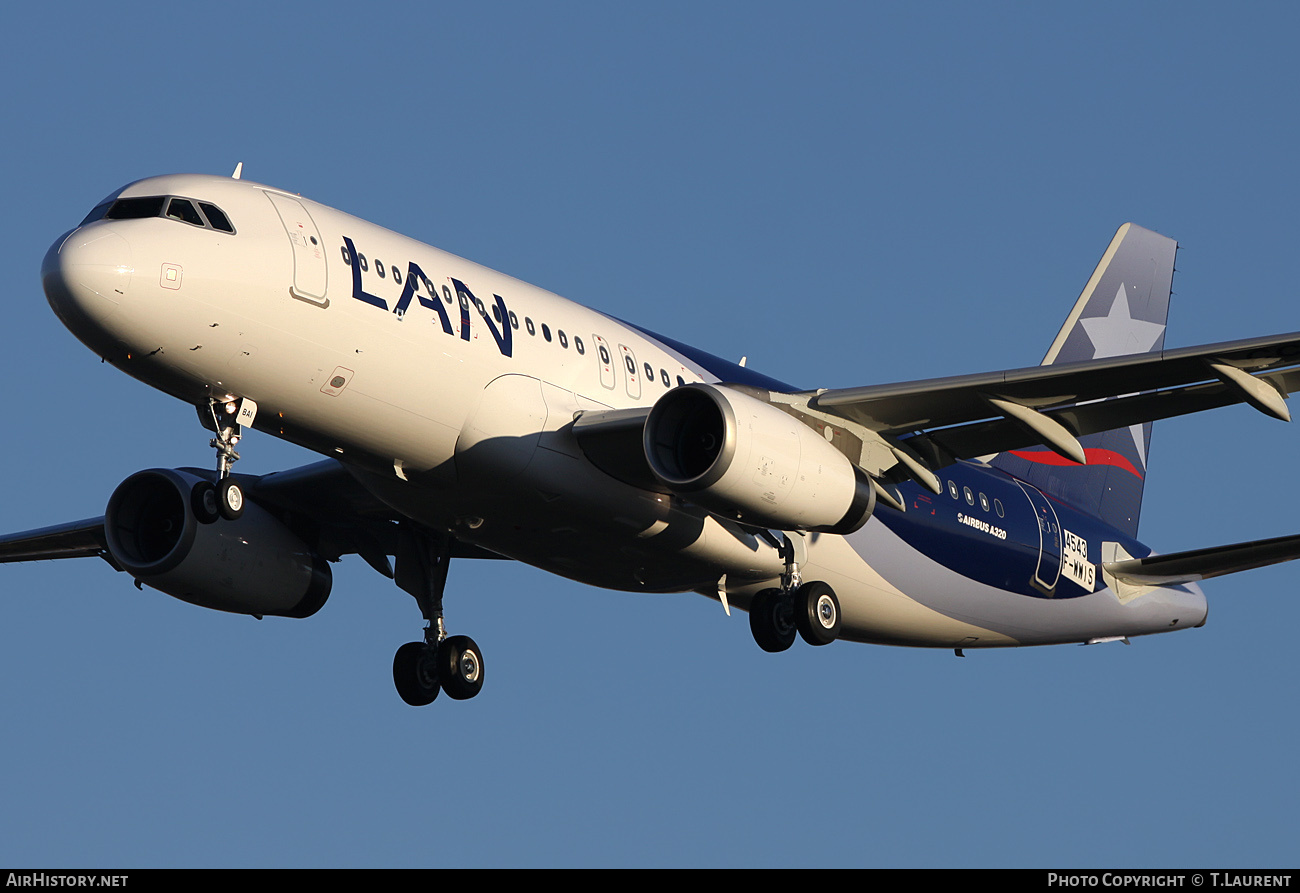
947, 480, 1005, 518
81, 195, 236, 234
513, 312, 685, 389
340, 245, 692, 390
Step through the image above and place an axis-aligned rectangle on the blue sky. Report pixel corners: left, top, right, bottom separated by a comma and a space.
1, 2, 1298, 867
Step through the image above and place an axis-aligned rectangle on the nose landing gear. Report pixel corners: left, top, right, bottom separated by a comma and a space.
195, 396, 256, 522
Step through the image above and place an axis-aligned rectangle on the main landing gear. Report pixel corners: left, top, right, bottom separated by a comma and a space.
391, 528, 484, 706
748, 533, 842, 653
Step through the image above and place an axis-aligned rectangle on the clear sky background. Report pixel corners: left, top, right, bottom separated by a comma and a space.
1, 2, 1297, 868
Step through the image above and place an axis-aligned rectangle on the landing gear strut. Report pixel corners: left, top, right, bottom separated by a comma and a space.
391, 528, 485, 706
748, 532, 842, 652
194, 396, 255, 522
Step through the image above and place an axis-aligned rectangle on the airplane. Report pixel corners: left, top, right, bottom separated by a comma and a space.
9, 167, 1300, 707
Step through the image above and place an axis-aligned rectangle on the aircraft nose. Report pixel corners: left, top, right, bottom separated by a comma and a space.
42, 225, 133, 329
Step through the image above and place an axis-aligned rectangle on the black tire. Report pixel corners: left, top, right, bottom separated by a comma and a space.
217, 477, 244, 520
795, 581, 841, 646
190, 481, 219, 524
393, 642, 439, 706
749, 587, 796, 653
438, 635, 484, 700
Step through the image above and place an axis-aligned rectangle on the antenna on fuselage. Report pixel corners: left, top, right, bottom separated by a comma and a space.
231, 162, 243, 180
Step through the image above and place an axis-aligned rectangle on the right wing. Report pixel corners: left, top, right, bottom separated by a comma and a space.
808, 331, 1300, 467
0, 459, 506, 575
0, 517, 108, 563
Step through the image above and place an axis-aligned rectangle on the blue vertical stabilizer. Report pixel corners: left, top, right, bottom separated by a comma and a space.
991, 224, 1177, 537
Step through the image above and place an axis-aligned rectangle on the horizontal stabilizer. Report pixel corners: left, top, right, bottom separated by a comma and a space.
1105, 533, 1300, 585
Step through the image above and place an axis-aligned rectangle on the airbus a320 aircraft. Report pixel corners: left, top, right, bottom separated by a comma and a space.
9, 168, 1300, 706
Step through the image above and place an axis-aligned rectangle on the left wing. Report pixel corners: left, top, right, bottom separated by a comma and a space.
807, 330, 1300, 467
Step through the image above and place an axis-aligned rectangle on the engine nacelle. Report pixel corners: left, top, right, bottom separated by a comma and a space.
643, 384, 875, 534
104, 468, 332, 618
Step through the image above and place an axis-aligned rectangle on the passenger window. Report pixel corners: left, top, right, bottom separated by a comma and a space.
526, 318, 535, 335
509, 311, 519, 330
980, 493, 989, 512
542, 324, 552, 342
198, 202, 234, 233
166, 198, 204, 227
341, 245, 352, 265
359, 254, 369, 272
494, 304, 503, 323
994, 499, 1005, 518
598, 344, 611, 364
948, 481, 958, 499
644, 362, 654, 380
964, 486, 974, 505
676, 375, 685, 387
575, 336, 584, 354
660, 369, 669, 386
392, 266, 402, 284
376, 259, 385, 279
558, 330, 568, 348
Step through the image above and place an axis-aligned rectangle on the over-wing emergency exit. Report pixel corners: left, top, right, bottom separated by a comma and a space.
6, 169, 1300, 705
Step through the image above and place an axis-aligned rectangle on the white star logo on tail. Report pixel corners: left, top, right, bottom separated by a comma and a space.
1079, 283, 1166, 467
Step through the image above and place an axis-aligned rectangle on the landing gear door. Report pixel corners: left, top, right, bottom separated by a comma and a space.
264, 192, 328, 306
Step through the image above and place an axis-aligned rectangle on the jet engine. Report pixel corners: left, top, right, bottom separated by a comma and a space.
104, 468, 332, 617
643, 384, 875, 534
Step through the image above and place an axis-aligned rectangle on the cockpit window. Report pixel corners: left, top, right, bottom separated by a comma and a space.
199, 202, 234, 233
105, 196, 166, 220
166, 198, 204, 227
86, 194, 236, 235
79, 200, 115, 225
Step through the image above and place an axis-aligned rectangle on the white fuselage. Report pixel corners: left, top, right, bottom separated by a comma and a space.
43, 174, 1208, 649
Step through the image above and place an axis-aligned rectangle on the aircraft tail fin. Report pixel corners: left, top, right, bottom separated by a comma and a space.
991, 224, 1177, 538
